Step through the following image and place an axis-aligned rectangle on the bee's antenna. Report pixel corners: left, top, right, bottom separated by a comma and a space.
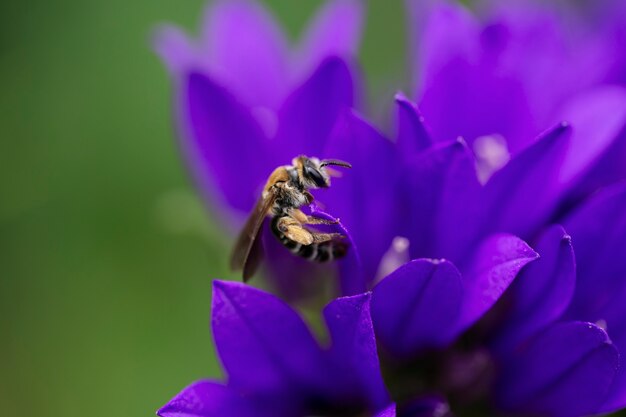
320, 159, 352, 169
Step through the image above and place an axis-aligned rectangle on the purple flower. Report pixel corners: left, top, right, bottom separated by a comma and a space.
158, 281, 394, 417
154, 0, 626, 416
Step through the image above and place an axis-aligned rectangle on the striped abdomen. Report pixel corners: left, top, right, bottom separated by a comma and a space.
270, 216, 347, 262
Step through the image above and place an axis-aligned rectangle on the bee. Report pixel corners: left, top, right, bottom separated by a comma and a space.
230, 155, 352, 281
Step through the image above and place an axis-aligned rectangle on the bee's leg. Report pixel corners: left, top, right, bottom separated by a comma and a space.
277, 216, 314, 245
311, 232, 345, 243
289, 208, 339, 225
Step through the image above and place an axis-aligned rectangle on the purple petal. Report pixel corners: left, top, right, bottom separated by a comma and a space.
491, 225, 576, 355
293, 0, 364, 80
274, 57, 355, 159
478, 122, 571, 240
374, 403, 397, 417
563, 182, 626, 410
399, 139, 481, 263
458, 234, 538, 331
201, 0, 289, 109
416, 2, 536, 152
211, 281, 327, 396
557, 86, 626, 197
323, 293, 389, 410
183, 72, 273, 215
323, 110, 398, 284
496, 322, 618, 417
394, 92, 432, 155
152, 25, 199, 76
157, 380, 254, 417
371, 259, 464, 357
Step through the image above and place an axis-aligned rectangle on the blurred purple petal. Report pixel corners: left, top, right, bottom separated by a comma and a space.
157, 380, 254, 417
201, 0, 288, 109
152, 25, 199, 76
371, 259, 463, 357
479, 122, 571, 239
394, 92, 432, 155
491, 225, 576, 355
211, 281, 327, 395
458, 234, 538, 330
324, 293, 389, 410
374, 403, 397, 417
400, 396, 453, 417
557, 86, 626, 198
294, 0, 364, 79
274, 57, 355, 159
416, 2, 536, 152
183, 72, 272, 214
497, 322, 618, 417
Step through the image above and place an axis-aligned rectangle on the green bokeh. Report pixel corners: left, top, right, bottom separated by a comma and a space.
0, 1, 405, 416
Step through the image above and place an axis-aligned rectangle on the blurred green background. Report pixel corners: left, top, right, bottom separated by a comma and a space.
0, 1, 405, 416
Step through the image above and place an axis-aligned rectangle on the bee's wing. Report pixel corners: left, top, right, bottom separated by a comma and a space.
230, 190, 277, 281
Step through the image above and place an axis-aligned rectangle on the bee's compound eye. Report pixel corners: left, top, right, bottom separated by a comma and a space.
304, 165, 327, 187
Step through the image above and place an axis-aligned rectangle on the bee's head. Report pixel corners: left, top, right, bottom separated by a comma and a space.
294, 156, 352, 189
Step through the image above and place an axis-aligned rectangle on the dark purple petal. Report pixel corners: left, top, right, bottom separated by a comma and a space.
201, 0, 288, 109
458, 234, 538, 331
491, 225, 576, 355
323, 110, 397, 284
274, 57, 355, 160
183, 72, 273, 215
211, 281, 327, 396
394, 92, 432, 155
294, 0, 364, 79
478, 122, 571, 240
399, 139, 481, 263
371, 259, 464, 357
157, 380, 254, 417
323, 293, 389, 410
496, 322, 618, 417
563, 182, 626, 411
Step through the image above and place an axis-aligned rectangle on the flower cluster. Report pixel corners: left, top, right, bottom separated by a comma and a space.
154, 0, 626, 416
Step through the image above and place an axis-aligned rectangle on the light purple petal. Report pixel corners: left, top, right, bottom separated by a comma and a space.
415, 2, 536, 152
157, 380, 254, 417
201, 0, 289, 109
293, 0, 364, 80
557, 86, 626, 194
374, 403, 397, 417
324, 293, 389, 410
394, 92, 432, 155
183, 72, 272, 215
491, 225, 576, 355
274, 57, 355, 160
371, 259, 464, 357
211, 281, 327, 396
152, 25, 199, 76
323, 110, 398, 284
496, 322, 618, 417
458, 234, 538, 331
399, 139, 481, 263
478, 122, 571, 240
